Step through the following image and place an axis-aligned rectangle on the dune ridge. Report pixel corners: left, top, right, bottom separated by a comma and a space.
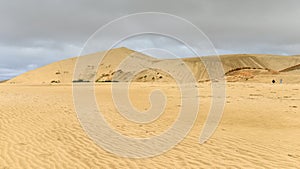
6, 47, 300, 84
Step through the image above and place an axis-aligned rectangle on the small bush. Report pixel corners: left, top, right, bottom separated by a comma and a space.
51, 80, 60, 83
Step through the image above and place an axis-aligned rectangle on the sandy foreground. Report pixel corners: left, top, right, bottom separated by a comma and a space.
0, 82, 299, 168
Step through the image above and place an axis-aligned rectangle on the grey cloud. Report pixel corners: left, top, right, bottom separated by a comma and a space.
0, 68, 26, 80
0, 0, 300, 80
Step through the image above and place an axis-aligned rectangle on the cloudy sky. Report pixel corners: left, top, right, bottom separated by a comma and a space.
1, 0, 300, 80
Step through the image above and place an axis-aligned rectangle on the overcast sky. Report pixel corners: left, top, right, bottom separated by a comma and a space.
1, 0, 300, 80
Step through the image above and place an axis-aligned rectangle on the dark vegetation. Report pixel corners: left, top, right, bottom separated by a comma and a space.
72, 79, 90, 83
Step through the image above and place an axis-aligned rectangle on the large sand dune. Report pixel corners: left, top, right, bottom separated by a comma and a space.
6, 47, 300, 84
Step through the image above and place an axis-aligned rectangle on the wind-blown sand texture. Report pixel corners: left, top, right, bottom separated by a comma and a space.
1, 83, 300, 168
1, 48, 300, 168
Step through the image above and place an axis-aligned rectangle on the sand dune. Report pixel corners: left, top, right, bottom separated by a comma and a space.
6, 48, 153, 84
6, 48, 300, 84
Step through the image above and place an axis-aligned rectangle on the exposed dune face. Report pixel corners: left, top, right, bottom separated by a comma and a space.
132, 68, 175, 82
6, 48, 300, 84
